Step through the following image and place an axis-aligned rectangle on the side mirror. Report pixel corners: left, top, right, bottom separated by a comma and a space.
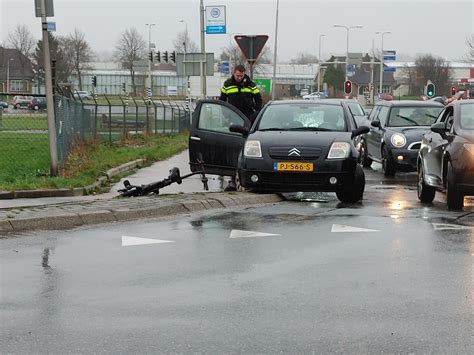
430, 122, 447, 139
229, 124, 249, 137
351, 125, 370, 139
371, 120, 381, 128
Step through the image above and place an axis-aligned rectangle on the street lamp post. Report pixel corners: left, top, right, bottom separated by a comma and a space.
317, 34, 325, 94
376, 31, 390, 97
333, 24, 363, 81
179, 19, 191, 119
6, 58, 14, 94
145, 23, 156, 97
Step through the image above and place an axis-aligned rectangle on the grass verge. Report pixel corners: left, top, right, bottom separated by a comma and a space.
0, 133, 189, 191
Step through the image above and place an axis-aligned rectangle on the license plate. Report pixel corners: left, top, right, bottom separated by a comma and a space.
274, 162, 314, 172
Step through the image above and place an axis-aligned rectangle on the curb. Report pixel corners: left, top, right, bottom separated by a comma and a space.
0, 159, 145, 200
0, 192, 284, 235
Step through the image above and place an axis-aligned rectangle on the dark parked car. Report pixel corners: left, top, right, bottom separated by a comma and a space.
417, 100, 474, 210
325, 99, 369, 128
189, 99, 369, 202
360, 100, 444, 176
27, 97, 47, 110
0, 101, 8, 109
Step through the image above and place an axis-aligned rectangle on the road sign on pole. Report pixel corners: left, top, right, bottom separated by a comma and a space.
234, 35, 269, 63
205, 6, 226, 34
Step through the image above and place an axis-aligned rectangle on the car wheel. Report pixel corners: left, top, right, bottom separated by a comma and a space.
15, 103, 20, 109
360, 140, 372, 168
382, 145, 396, 177
336, 165, 365, 203
34, 105, 39, 111
446, 161, 463, 210
417, 162, 435, 203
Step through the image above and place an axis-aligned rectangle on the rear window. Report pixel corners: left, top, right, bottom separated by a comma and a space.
258, 104, 347, 131
460, 103, 473, 130
387, 106, 443, 127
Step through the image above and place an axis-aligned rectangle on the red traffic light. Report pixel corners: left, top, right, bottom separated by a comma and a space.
344, 80, 352, 95
451, 86, 456, 95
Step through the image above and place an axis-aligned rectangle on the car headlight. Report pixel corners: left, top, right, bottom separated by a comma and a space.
465, 144, 474, 156
391, 133, 406, 148
328, 142, 350, 159
244, 140, 262, 158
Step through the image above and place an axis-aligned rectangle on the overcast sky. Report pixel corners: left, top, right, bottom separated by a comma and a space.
1, 0, 473, 62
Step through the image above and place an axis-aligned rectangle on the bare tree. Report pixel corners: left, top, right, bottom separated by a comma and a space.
290, 52, 318, 65
414, 54, 452, 95
466, 34, 474, 61
401, 64, 418, 96
115, 27, 146, 95
7, 24, 36, 91
172, 30, 199, 53
61, 29, 94, 90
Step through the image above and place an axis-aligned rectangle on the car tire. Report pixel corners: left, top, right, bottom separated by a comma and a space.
382, 145, 396, 177
360, 140, 372, 168
34, 105, 39, 111
336, 165, 365, 203
15, 103, 20, 109
446, 161, 463, 210
417, 162, 435, 203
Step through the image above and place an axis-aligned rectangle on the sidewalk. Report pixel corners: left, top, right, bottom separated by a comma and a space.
0, 150, 283, 234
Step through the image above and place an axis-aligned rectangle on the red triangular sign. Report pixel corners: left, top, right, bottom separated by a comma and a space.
234, 35, 269, 63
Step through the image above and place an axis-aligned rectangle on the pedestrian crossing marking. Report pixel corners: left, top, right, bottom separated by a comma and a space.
229, 229, 281, 239
122, 236, 175, 247
331, 224, 379, 233
432, 223, 473, 231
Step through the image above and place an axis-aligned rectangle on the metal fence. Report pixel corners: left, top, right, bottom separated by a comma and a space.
0, 93, 191, 175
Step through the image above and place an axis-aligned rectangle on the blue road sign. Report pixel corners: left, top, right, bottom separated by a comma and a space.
47, 22, 56, 32
383, 50, 396, 55
206, 25, 226, 34
384, 67, 396, 72
383, 55, 396, 61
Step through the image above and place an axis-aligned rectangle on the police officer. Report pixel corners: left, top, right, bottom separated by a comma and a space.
220, 64, 262, 123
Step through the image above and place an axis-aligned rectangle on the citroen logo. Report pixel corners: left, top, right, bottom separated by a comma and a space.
288, 147, 301, 156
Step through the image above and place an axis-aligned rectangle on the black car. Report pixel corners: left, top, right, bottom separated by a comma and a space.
417, 100, 474, 210
189, 99, 369, 203
360, 100, 444, 176
27, 97, 47, 110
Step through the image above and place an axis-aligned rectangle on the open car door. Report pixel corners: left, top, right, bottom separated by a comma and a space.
189, 100, 251, 176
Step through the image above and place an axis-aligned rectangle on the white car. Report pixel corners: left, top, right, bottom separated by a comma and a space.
303, 92, 323, 100
74, 90, 92, 100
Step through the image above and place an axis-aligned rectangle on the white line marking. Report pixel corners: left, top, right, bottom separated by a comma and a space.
121, 236, 175, 247
229, 229, 281, 239
331, 224, 380, 233
432, 223, 473, 231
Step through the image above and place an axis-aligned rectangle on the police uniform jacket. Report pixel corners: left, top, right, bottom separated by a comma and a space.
219, 74, 262, 120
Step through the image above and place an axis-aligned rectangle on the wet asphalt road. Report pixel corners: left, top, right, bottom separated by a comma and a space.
1, 167, 473, 353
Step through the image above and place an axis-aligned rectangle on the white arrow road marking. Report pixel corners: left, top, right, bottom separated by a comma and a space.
121, 236, 175, 247
331, 224, 380, 233
229, 229, 281, 239
432, 223, 474, 231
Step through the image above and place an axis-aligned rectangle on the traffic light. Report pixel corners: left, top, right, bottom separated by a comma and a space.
162, 51, 168, 63
451, 86, 456, 96
148, 51, 154, 62
426, 82, 435, 98
156, 51, 161, 63
121, 82, 126, 93
92, 75, 97, 87
170, 51, 176, 63
344, 80, 352, 95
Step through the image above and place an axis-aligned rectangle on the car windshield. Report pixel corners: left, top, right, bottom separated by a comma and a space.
258, 104, 347, 132
460, 103, 473, 130
387, 106, 443, 127
347, 102, 365, 116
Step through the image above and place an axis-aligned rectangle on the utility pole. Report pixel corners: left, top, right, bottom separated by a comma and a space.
271, 0, 280, 100
317, 34, 325, 94
377, 31, 390, 97
200, 0, 207, 97
40, 0, 58, 176
370, 38, 375, 105
145, 23, 155, 99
